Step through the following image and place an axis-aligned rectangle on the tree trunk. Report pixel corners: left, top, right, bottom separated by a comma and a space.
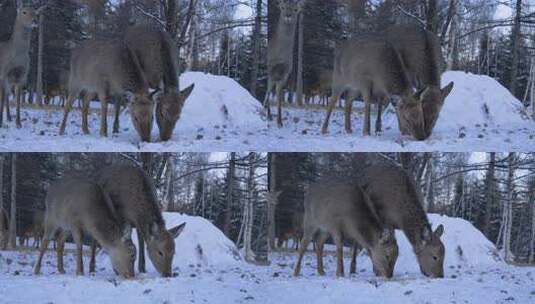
503, 153, 516, 262
484, 153, 496, 236
165, 154, 175, 211
224, 153, 236, 236
426, 0, 438, 34
295, 12, 304, 107
267, 153, 277, 250
165, 0, 177, 36
509, 0, 523, 96
249, 0, 263, 97
35, 10, 45, 107
244, 153, 256, 262
8, 153, 16, 249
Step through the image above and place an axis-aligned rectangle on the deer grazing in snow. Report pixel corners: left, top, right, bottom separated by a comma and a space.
34, 178, 136, 278
357, 164, 445, 278
294, 180, 398, 278
265, 0, 304, 128
321, 25, 454, 140
384, 25, 454, 138
0, 5, 39, 128
91, 165, 186, 277
0, 208, 8, 250
321, 36, 429, 140
59, 39, 155, 142
124, 26, 195, 141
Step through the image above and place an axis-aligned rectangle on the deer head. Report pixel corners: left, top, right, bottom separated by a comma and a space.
154, 84, 195, 141
278, 0, 304, 24
146, 222, 186, 277
416, 224, 445, 278
421, 82, 454, 138
370, 228, 399, 278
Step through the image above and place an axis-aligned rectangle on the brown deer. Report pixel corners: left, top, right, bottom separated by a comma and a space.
19, 210, 44, 248
0, 5, 38, 128
265, 0, 304, 127
124, 26, 195, 141
91, 165, 185, 277
0, 208, 8, 250
384, 25, 454, 138
305, 69, 332, 106
277, 211, 303, 250
34, 178, 136, 278
59, 39, 155, 142
357, 164, 445, 278
294, 181, 398, 278
321, 36, 430, 140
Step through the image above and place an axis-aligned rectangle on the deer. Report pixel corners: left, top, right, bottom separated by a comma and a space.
321, 36, 431, 140
265, 0, 304, 128
34, 178, 136, 278
294, 180, 398, 278
123, 25, 195, 141
305, 69, 332, 106
0, 208, 8, 250
19, 210, 44, 248
0, 5, 39, 128
91, 165, 186, 277
356, 164, 445, 278
384, 25, 454, 138
58, 38, 155, 142
277, 211, 303, 250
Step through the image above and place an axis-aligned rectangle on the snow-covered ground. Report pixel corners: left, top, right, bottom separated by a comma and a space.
0, 71, 533, 152
1, 213, 534, 304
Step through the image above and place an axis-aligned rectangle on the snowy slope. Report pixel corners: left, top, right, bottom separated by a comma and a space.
0, 214, 534, 304
0, 71, 533, 152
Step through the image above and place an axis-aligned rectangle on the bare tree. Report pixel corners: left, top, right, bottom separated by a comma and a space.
8, 153, 16, 249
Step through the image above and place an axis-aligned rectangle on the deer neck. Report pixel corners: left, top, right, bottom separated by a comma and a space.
11, 20, 32, 54
274, 19, 298, 55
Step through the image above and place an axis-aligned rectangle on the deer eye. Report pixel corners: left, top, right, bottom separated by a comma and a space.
158, 251, 164, 257
433, 256, 438, 261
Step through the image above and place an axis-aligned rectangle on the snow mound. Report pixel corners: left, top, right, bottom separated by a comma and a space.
436, 71, 527, 130
393, 214, 502, 273
177, 72, 264, 130
97, 213, 241, 273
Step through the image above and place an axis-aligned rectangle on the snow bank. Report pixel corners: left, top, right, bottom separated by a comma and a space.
436, 71, 527, 130
392, 214, 502, 273
177, 72, 264, 130
97, 213, 241, 273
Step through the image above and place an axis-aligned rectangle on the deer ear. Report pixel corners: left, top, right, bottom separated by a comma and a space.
413, 87, 427, 101
421, 227, 432, 242
434, 224, 444, 238
151, 222, 160, 237
168, 222, 186, 239
180, 84, 195, 101
441, 82, 454, 99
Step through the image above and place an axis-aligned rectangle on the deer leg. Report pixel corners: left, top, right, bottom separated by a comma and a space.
99, 93, 109, 137
113, 99, 121, 134
375, 102, 383, 135
81, 94, 90, 135
56, 231, 67, 274
275, 83, 284, 128
321, 89, 343, 134
34, 238, 50, 275
363, 95, 372, 136
15, 85, 22, 128
59, 95, 77, 135
294, 228, 315, 277
89, 239, 97, 273
72, 229, 84, 276
333, 232, 344, 278
263, 80, 273, 121
138, 232, 146, 273
350, 242, 360, 274
344, 92, 357, 134
315, 232, 330, 276
5, 91, 11, 122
